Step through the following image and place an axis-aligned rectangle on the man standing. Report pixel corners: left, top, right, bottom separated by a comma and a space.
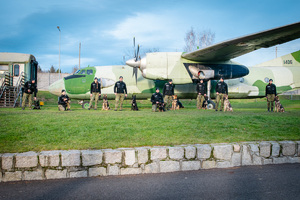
196, 79, 207, 109
58, 90, 71, 111
215, 77, 228, 111
114, 76, 127, 111
22, 79, 37, 110
151, 88, 164, 112
163, 79, 175, 110
88, 77, 101, 110
265, 79, 277, 112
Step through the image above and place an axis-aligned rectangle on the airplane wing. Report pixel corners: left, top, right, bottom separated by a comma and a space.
181, 21, 300, 62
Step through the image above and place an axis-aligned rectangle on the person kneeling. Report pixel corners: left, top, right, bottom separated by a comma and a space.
151, 88, 164, 112
58, 90, 71, 111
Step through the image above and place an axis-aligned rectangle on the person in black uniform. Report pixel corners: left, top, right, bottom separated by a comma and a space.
58, 90, 71, 111
151, 88, 164, 112
215, 77, 228, 111
22, 79, 37, 110
163, 79, 175, 110
265, 79, 277, 112
114, 76, 127, 111
88, 77, 101, 110
196, 79, 207, 109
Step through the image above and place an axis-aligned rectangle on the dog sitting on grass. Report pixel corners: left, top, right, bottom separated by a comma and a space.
33, 100, 41, 110
171, 95, 180, 110
223, 95, 233, 112
274, 96, 285, 112
102, 95, 110, 110
202, 96, 208, 110
131, 95, 139, 111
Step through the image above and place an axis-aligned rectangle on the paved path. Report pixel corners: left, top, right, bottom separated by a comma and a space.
0, 164, 299, 200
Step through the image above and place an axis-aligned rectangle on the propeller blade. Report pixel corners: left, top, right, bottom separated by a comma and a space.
135, 45, 140, 62
133, 37, 136, 58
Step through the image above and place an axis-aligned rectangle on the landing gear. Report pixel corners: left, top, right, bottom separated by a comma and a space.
82, 101, 90, 109
206, 80, 215, 110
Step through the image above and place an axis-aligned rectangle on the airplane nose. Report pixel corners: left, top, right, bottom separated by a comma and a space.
126, 58, 140, 68
49, 79, 64, 96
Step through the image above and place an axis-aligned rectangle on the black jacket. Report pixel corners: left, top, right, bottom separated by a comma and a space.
163, 83, 175, 96
114, 81, 127, 94
151, 92, 164, 105
90, 82, 101, 93
24, 81, 37, 97
215, 81, 228, 94
196, 82, 207, 95
58, 94, 70, 105
265, 83, 277, 96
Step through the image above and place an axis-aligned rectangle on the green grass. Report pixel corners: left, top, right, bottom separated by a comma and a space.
0, 91, 299, 153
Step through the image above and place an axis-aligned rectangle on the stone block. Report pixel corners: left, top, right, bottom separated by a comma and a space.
39, 151, 60, 167
61, 150, 80, 167
23, 170, 43, 181
89, 167, 107, 177
253, 155, 262, 165
70, 171, 88, 178
1, 153, 14, 170
150, 147, 167, 160
297, 141, 300, 157
124, 149, 136, 166
120, 168, 142, 175
242, 145, 253, 166
144, 163, 159, 173
182, 161, 201, 171
202, 160, 216, 169
196, 145, 212, 159
259, 142, 271, 158
104, 150, 122, 164
136, 148, 148, 164
279, 141, 296, 156
263, 159, 273, 165
108, 165, 119, 175
81, 150, 103, 166
287, 157, 300, 163
15, 151, 38, 168
232, 153, 241, 167
185, 146, 196, 159
168, 147, 184, 160
46, 169, 67, 179
273, 157, 288, 164
216, 161, 232, 168
233, 144, 241, 152
271, 142, 280, 157
213, 145, 232, 160
249, 144, 259, 154
3, 171, 22, 182
160, 161, 180, 173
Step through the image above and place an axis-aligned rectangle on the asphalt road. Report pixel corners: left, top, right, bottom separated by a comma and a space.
0, 164, 299, 200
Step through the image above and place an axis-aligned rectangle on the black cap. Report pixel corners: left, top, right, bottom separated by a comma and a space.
62, 89, 66, 93
119, 76, 123, 79
156, 87, 159, 90
269, 79, 273, 81
200, 79, 203, 81
220, 77, 224, 80
169, 79, 172, 82
94, 77, 98, 80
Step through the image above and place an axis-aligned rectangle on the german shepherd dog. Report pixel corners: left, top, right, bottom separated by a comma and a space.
171, 95, 180, 110
274, 96, 285, 112
33, 100, 41, 110
158, 102, 165, 112
223, 95, 233, 112
102, 94, 110, 110
131, 95, 139, 111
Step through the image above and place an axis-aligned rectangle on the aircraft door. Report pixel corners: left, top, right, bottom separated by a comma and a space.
12, 64, 24, 86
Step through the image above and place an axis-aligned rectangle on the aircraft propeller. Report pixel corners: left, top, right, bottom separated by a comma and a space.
127, 37, 140, 85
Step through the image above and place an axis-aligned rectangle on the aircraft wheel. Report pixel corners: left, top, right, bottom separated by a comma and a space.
207, 100, 215, 110
82, 101, 90, 109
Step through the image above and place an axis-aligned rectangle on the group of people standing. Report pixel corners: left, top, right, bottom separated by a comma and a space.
21, 76, 277, 112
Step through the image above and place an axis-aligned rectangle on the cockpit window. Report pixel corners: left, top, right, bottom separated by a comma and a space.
74, 70, 80, 74
87, 70, 93, 75
80, 70, 86, 74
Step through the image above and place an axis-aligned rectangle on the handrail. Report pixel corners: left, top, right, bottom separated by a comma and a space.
13, 72, 26, 108
0, 72, 10, 99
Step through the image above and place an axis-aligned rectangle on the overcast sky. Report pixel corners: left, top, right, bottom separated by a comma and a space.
1, 0, 300, 73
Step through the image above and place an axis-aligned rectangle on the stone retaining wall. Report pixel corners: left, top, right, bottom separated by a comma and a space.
1, 141, 299, 182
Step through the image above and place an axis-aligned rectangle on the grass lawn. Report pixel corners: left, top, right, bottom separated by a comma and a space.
0, 91, 299, 153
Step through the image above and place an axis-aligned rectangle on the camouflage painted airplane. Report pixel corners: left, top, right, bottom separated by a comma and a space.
49, 50, 300, 108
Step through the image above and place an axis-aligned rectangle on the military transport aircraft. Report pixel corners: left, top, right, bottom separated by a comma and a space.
49, 50, 300, 109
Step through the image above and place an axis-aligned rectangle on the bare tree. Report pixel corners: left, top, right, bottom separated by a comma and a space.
37, 65, 43, 73
72, 65, 79, 74
184, 27, 215, 52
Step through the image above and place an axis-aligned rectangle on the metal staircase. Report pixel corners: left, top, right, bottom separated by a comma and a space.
0, 72, 26, 108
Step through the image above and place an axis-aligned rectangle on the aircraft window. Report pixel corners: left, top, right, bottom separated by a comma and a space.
74, 70, 80, 74
239, 78, 244, 83
14, 64, 20, 76
87, 70, 93, 75
264, 77, 269, 83
80, 70, 86, 74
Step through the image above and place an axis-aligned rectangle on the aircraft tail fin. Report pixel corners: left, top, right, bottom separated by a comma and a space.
254, 50, 300, 67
